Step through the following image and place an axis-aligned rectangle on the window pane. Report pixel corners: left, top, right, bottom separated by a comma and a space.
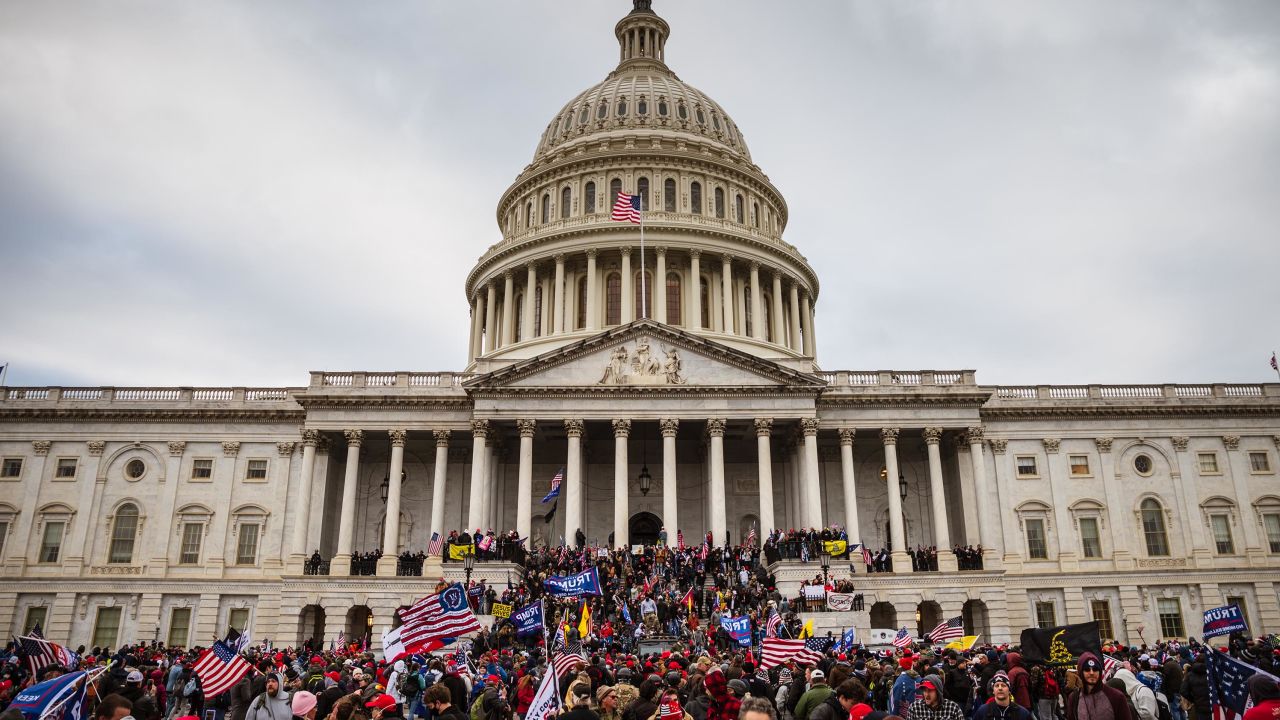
2, 458, 23, 477
109, 506, 138, 564
192, 459, 213, 479
0, 520, 7, 559
666, 273, 681, 326
24, 607, 48, 634
690, 182, 702, 214
56, 459, 78, 478
229, 607, 250, 632
610, 179, 622, 209
1079, 518, 1102, 558
1264, 514, 1280, 553
1198, 453, 1219, 473
1035, 601, 1056, 629
1017, 457, 1038, 476
1025, 519, 1047, 559
168, 608, 192, 648
1069, 455, 1090, 475
1142, 500, 1169, 556
585, 182, 596, 214
1211, 514, 1234, 554
606, 273, 622, 325
534, 286, 543, 336
714, 187, 725, 218
1157, 598, 1184, 638
735, 195, 744, 223
1090, 600, 1114, 641
236, 524, 260, 565
41, 521, 65, 563
180, 523, 203, 565
637, 177, 649, 211
664, 179, 676, 212
576, 278, 587, 329
1250, 452, 1271, 472
92, 607, 121, 648
561, 187, 571, 219
245, 460, 268, 480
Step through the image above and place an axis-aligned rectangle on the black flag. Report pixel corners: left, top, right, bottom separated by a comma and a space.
543, 501, 557, 524
1019, 621, 1103, 666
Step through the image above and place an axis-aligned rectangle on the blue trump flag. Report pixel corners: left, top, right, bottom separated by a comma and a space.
836, 627, 858, 652
1203, 604, 1249, 639
1207, 648, 1278, 720
512, 601, 545, 637
543, 567, 603, 597
10, 670, 90, 720
720, 615, 753, 648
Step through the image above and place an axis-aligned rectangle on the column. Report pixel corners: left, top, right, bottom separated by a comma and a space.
967, 427, 1001, 565
565, 420, 585, 545
800, 419, 822, 529
661, 419, 679, 535
838, 429, 861, 547
466, 421, 488, 531
499, 271, 515, 346
621, 247, 634, 323
881, 428, 909, 569
720, 255, 735, 334
469, 294, 482, 359
613, 419, 631, 547
332, 429, 363, 576
427, 430, 450, 561
289, 430, 319, 567
1223, 435, 1264, 562
376, 429, 407, 575
924, 427, 957, 571
800, 291, 814, 356
788, 282, 802, 352
516, 420, 536, 543
585, 250, 599, 330
523, 264, 538, 340
1170, 437, 1210, 565
553, 254, 566, 334
485, 440, 500, 530
756, 419, 776, 535
749, 262, 764, 340
708, 418, 728, 545
654, 247, 667, 323
688, 250, 702, 330
771, 272, 785, 345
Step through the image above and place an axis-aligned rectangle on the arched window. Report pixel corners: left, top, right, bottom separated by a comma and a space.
605, 273, 622, 325
616, 97, 628, 116
696, 107, 706, 125
635, 270, 652, 319
637, 97, 648, 115
677, 102, 688, 120
753, 202, 761, 228
533, 286, 543, 337
743, 284, 753, 337
525, 202, 533, 229
541, 194, 550, 224
637, 177, 649, 211
666, 272, 682, 325
578, 105, 589, 124
712, 112, 721, 130
700, 276, 711, 328
562, 114, 572, 132
1141, 498, 1170, 557
657, 98, 668, 117
610, 179, 622, 210
714, 187, 725, 218
576, 277, 588, 329
560, 187, 571, 219
735, 194, 744, 223
514, 293, 524, 340
664, 179, 676, 212
597, 101, 608, 120
690, 182, 702, 214
109, 503, 139, 564
585, 182, 596, 214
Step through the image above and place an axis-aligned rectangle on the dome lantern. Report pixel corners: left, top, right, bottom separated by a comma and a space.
615, 0, 669, 69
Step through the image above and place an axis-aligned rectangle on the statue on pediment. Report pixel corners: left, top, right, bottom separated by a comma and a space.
598, 338, 687, 385
600, 345, 630, 384
663, 347, 686, 384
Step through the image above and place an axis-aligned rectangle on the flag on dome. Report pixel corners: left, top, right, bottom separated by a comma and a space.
928, 616, 965, 643
892, 627, 914, 648
611, 193, 642, 224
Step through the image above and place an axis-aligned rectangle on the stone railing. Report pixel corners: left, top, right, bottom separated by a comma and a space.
3, 386, 300, 404
495, 211, 797, 252
992, 383, 1275, 400
310, 372, 473, 389
819, 370, 977, 387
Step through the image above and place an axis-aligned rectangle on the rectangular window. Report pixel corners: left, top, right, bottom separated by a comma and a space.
1157, 598, 1184, 639
1069, 455, 1091, 476
24, 606, 48, 635
1264, 513, 1280, 553
1198, 452, 1220, 474
1, 458, 22, 478
1249, 452, 1272, 473
1025, 518, 1048, 559
245, 459, 268, 481
191, 458, 213, 480
1034, 601, 1056, 629
179, 523, 203, 565
1090, 600, 1114, 641
235, 524, 260, 565
92, 607, 122, 648
228, 607, 250, 633
1225, 596, 1249, 632
168, 607, 192, 648
1016, 456, 1039, 478
1079, 517, 1102, 558
39, 521, 65, 563
1211, 514, 1235, 555
55, 458, 78, 478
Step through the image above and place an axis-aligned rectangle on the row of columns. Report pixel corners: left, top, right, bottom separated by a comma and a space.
468, 249, 817, 357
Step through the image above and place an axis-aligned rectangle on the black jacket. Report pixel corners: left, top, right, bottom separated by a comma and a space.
1182, 661, 1210, 719
809, 694, 846, 720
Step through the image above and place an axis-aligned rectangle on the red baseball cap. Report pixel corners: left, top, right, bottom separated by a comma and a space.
849, 704, 873, 720
365, 695, 396, 711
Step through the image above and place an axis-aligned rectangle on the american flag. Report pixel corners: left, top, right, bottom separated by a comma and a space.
611, 193, 642, 224
542, 468, 564, 503
928, 616, 965, 643
677, 530, 684, 550
398, 584, 482, 654
16, 633, 77, 677
453, 640, 472, 672
891, 626, 914, 648
427, 532, 444, 556
765, 609, 782, 638
552, 636, 585, 678
191, 640, 253, 699
1208, 648, 1278, 720
1102, 655, 1119, 679
760, 638, 830, 669
862, 545, 873, 566
746, 525, 757, 547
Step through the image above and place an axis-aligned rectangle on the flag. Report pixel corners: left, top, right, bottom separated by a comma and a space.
944, 635, 980, 652
578, 600, 591, 637
1272, 352, 1278, 371
677, 530, 684, 550
16, 634, 77, 677
760, 638, 829, 669
836, 627, 858, 653
765, 609, 782, 639
1208, 648, 1279, 720
525, 663, 561, 720
798, 620, 814, 639
29, 621, 44, 638
552, 636, 585, 678
681, 587, 694, 612
746, 525, 757, 547
621, 601, 632, 625
192, 640, 253, 699
543, 501, 557, 524
611, 192, 641, 224
862, 545, 873, 566
542, 468, 564, 503
478, 535, 494, 552
8, 669, 92, 720
892, 627, 914, 648
453, 640, 472, 673
928, 617, 965, 643
396, 584, 483, 656
1102, 655, 1119, 679
225, 626, 250, 654
427, 532, 444, 556
1019, 622, 1103, 667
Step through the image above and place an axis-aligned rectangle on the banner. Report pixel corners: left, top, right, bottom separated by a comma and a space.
827, 593, 855, 612
821, 539, 849, 557
512, 601, 544, 636
1203, 605, 1249, 639
447, 543, 474, 561
543, 567, 603, 597
835, 627, 858, 652
1019, 622, 1102, 667
525, 663, 561, 720
803, 585, 827, 600
944, 635, 980, 652
720, 615, 753, 647
10, 670, 90, 720
491, 603, 513, 619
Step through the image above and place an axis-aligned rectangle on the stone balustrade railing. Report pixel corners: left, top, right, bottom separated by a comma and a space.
2, 386, 301, 403
991, 383, 1274, 400
493, 211, 799, 254
818, 370, 977, 387
310, 371, 474, 389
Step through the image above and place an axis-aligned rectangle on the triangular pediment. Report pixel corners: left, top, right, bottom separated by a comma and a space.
465, 320, 826, 391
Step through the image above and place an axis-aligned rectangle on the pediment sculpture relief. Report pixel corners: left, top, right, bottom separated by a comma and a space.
598, 337, 686, 386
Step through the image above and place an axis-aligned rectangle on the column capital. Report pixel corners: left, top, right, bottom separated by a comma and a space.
277, 441, 296, 456
1042, 438, 1061, 454
317, 436, 331, 454
344, 429, 364, 447
950, 435, 970, 453
707, 418, 727, 437
966, 426, 986, 443
721, 253, 734, 265
749, 260, 760, 272
620, 246, 632, 257
989, 438, 1008, 454
87, 441, 106, 456
922, 427, 943, 445
470, 420, 490, 439
1223, 435, 1241, 450
433, 429, 452, 447
660, 418, 680, 437
389, 429, 408, 447
222, 441, 241, 457
517, 419, 537, 438
503, 269, 514, 280
613, 419, 632, 438
801, 418, 820, 437
754, 418, 774, 437
585, 248, 598, 259
1170, 436, 1188, 452
167, 441, 186, 457
565, 419, 585, 438
554, 253, 566, 264
32, 440, 51, 456
689, 248, 701, 259
655, 246, 667, 256
301, 428, 321, 447
879, 427, 899, 445
526, 260, 541, 271
838, 428, 856, 445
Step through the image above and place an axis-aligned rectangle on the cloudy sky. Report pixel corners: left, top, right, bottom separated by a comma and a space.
1, 1, 1277, 388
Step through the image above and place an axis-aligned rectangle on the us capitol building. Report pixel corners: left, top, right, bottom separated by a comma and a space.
3, 1, 1278, 651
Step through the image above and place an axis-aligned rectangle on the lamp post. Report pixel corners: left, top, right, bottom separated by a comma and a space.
820, 550, 831, 587
638, 434, 652, 496
463, 548, 475, 589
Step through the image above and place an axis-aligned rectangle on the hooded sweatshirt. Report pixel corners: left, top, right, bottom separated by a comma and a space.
1005, 654, 1032, 710
1113, 669, 1158, 720
247, 672, 293, 720
1066, 653, 1131, 720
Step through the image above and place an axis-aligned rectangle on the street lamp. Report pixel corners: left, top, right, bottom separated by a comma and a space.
820, 550, 831, 586
463, 548, 475, 588
637, 434, 652, 496
380, 469, 406, 504
898, 475, 908, 501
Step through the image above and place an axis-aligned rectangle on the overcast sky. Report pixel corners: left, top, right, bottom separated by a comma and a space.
1, 1, 1277, 388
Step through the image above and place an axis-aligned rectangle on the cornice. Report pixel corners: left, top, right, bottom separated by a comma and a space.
292, 395, 472, 411
818, 391, 992, 409
0, 408, 304, 423
980, 403, 1280, 421
472, 386, 821, 400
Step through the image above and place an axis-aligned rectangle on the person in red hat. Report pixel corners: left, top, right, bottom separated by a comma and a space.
366, 694, 401, 720
907, 675, 963, 720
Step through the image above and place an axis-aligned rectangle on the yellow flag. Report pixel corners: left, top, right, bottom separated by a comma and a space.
799, 619, 814, 639
821, 539, 848, 557
578, 600, 591, 637
944, 635, 980, 651
448, 543, 474, 561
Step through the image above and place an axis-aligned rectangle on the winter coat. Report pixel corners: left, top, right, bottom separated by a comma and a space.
1065, 654, 1132, 720
808, 693, 846, 720
1006, 654, 1032, 711
1114, 670, 1158, 720
246, 673, 293, 720
704, 670, 742, 720
973, 698, 1035, 720
1181, 661, 1211, 720
891, 673, 918, 717
794, 684, 833, 720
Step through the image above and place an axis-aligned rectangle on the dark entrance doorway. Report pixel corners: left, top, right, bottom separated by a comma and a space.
629, 511, 662, 546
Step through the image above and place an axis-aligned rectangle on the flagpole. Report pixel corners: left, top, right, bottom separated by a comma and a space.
639, 194, 647, 319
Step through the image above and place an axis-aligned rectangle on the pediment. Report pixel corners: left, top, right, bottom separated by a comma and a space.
465, 320, 825, 391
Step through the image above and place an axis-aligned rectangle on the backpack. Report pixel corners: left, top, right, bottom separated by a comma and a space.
183, 678, 198, 698
398, 672, 421, 699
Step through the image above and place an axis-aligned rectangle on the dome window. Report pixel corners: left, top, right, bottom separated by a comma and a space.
712, 113, 721, 130
617, 97, 628, 116
658, 99, 668, 116
637, 97, 648, 115
579, 106, 590, 125
562, 114, 573, 132
597, 102, 608, 120
690, 181, 703, 215
677, 103, 688, 120
696, 107, 706, 125
663, 179, 676, 212
585, 182, 596, 214
714, 187, 725, 219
